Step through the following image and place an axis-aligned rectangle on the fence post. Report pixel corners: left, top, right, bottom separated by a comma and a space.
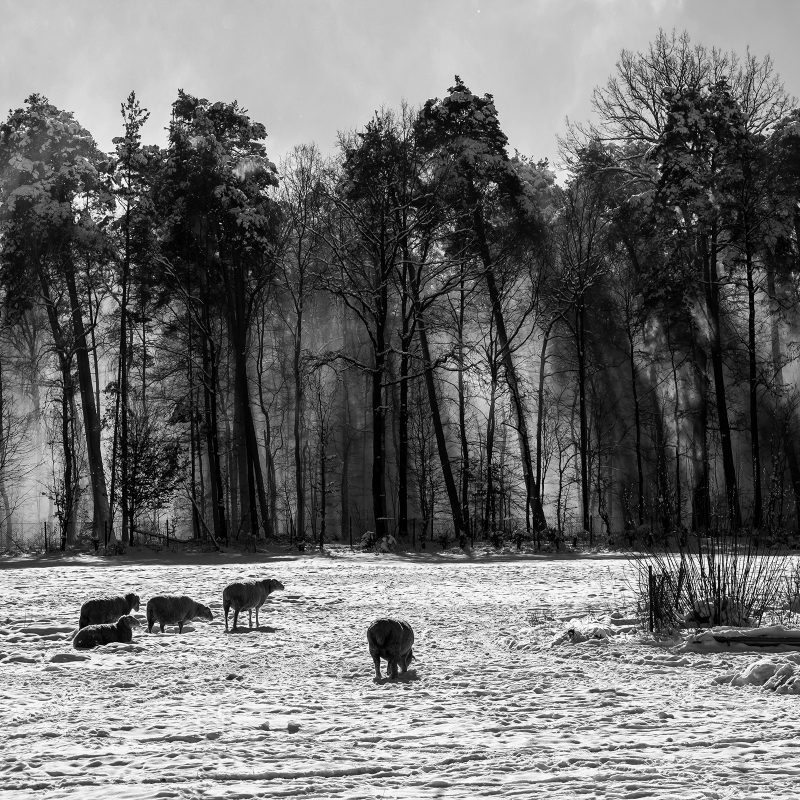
43, 521, 48, 553
648, 564, 654, 632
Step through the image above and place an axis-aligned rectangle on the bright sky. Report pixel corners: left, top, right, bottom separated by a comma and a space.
1, 0, 798, 169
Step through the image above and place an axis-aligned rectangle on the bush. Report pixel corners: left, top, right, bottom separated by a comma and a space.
628, 529, 789, 632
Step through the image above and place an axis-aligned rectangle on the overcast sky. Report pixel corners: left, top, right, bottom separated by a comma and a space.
1, 0, 798, 169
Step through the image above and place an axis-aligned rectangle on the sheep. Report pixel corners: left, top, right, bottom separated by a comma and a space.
73, 615, 140, 650
78, 593, 140, 629
367, 618, 415, 680
223, 579, 284, 632
145, 595, 213, 633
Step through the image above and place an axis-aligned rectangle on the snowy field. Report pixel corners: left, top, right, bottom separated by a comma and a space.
2, 549, 800, 799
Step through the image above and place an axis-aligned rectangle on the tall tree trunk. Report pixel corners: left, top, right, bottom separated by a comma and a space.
766, 256, 800, 525
745, 240, 762, 528
397, 245, 412, 543
319, 429, 327, 551
263, 424, 278, 535
120, 215, 131, 546
371, 268, 389, 540
457, 273, 470, 542
293, 286, 305, 543
701, 228, 741, 529
187, 319, 201, 540
666, 320, 684, 529
472, 202, 547, 531
201, 308, 227, 544
232, 387, 251, 536
484, 359, 498, 537
340, 376, 351, 542
576, 299, 591, 536
649, 363, 672, 533
371, 359, 387, 539
690, 327, 711, 531
229, 262, 272, 539
535, 319, 558, 507
625, 313, 644, 526
412, 285, 466, 537
398, 337, 410, 542
65, 259, 110, 542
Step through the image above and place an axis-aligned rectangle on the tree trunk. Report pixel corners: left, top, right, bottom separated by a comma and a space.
690, 327, 710, 531
119, 217, 132, 545
484, 359, 498, 537
701, 227, 741, 529
626, 313, 644, 526
65, 258, 110, 542
371, 269, 389, 539
457, 273, 470, 542
319, 430, 327, 551
201, 309, 227, 544
371, 359, 387, 539
293, 288, 305, 543
340, 378, 351, 542
229, 261, 272, 539
576, 299, 591, 536
472, 202, 547, 531
766, 256, 800, 526
666, 320, 684, 529
745, 240, 762, 528
412, 285, 466, 537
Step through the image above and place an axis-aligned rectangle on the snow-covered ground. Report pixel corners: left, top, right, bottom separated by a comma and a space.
2, 549, 799, 799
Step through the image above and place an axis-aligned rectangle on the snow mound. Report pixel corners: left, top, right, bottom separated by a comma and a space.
715, 655, 800, 694
550, 611, 638, 647
675, 625, 800, 653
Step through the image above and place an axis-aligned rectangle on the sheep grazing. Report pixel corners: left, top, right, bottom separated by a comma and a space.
223, 578, 284, 632
78, 593, 140, 629
146, 595, 213, 633
367, 618, 414, 680
73, 615, 140, 650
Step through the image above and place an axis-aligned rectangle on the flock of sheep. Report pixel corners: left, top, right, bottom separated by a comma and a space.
72, 578, 415, 680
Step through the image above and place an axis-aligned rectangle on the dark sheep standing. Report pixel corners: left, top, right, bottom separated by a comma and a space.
73, 615, 140, 650
223, 579, 284, 631
367, 618, 415, 680
146, 595, 213, 633
78, 593, 140, 629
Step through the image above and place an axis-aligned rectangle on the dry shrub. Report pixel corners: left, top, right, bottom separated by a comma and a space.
628, 530, 789, 631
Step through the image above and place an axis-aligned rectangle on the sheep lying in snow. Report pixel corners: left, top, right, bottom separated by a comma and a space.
223, 579, 284, 631
79, 593, 140, 629
146, 595, 213, 633
367, 618, 414, 680
73, 615, 140, 650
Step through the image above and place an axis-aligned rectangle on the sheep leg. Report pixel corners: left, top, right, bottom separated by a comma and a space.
388, 659, 398, 679
178, 622, 184, 633
159, 623, 165, 633
248, 609, 253, 629
232, 609, 239, 632
224, 604, 230, 632
372, 653, 382, 681
255, 605, 260, 628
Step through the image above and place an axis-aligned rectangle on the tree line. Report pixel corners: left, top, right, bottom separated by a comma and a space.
1, 30, 799, 551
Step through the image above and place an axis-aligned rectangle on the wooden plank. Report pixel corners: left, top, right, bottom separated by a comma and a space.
711, 635, 800, 648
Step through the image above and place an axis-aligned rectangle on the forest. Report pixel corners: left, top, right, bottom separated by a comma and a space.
0, 29, 799, 553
